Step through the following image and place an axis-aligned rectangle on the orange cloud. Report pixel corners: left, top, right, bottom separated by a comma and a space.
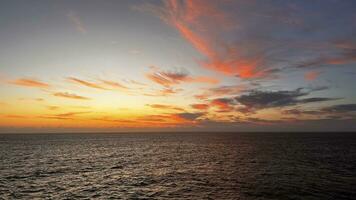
17, 98, 45, 102
146, 104, 185, 111
137, 112, 202, 125
68, 77, 107, 90
54, 112, 90, 118
100, 80, 128, 90
146, 72, 176, 87
157, 0, 266, 78
53, 92, 90, 100
9, 78, 50, 88
210, 98, 235, 112
3, 114, 28, 119
38, 112, 90, 120
99, 114, 190, 128
187, 76, 220, 84
304, 71, 321, 81
46, 106, 60, 110
191, 103, 209, 110
144, 88, 183, 97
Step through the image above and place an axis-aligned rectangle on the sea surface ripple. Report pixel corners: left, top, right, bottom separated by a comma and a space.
0, 132, 355, 199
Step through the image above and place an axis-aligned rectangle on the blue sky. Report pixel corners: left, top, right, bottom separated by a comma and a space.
0, 0, 356, 132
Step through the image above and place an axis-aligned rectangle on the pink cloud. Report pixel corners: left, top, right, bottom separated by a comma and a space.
154, 0, 267, 78
304, 71, 321, 81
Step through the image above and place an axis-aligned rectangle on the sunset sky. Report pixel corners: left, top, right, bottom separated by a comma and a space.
1, 0, 356, 132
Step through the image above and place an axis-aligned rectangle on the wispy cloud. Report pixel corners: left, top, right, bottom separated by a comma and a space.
137, 112, 203, 124
195, 85, 247, 100
3, 114, 28, 119
146, 66, 219, 87
46, 106, 60, 111
282, 104, 356, 120
100, 79, 128, 90
143, 88, 183, 97
68, 77, 107, 90
142, 0, 270, 78
17, 98, 44, 102
146, 104, 185, 112
9, 78, 50, 89
53, 92, 90, 100
322, 104, 356, 113
68, 77, 131, 92
139, 0, 356, 82
67, 11, 87, 34
39, 111, 90, 120
124, 79, 147, 86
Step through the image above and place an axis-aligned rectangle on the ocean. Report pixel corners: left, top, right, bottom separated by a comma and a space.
0, 132, 355, 199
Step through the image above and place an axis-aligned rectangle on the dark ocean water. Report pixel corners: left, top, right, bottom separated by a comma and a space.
0, 132, 355, 199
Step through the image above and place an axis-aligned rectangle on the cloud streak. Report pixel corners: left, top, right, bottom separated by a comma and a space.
146, 104, 185, 111
68, 77, 107, 90
100, 80, 128, 90
67, 11, 87, 34
146, 66, 219, 87
9, 78, 50, 89
53, 92, 90, 100
191, 103, 209, 110
195, 85, 247, 100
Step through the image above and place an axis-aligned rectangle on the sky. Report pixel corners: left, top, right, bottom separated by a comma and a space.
1, 0, 356, 133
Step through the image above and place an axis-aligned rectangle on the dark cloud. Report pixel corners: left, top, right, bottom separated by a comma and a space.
175, 113, 204, 121
146, 104, 185, 111
246, 117, 282, 124
322, 104, 356, 113
282, 104, 356, 120
309, 86, 330, 92
235, 88, 337, 109
236, 88, 305, 108
299, 97, 339, 104
282, 109, 323, 116
295, 42, 356, 69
